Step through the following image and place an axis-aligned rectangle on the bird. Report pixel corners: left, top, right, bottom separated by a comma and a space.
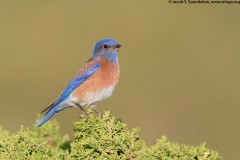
36, 38, 121, 127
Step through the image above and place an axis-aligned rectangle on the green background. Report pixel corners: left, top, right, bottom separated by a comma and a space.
0, 1, 239, 159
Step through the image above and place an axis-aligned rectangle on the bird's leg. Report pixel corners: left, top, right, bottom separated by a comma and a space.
91, 105, 102, 117
75, 103, 89, 119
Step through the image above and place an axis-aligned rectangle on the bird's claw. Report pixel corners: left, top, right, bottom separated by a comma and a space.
79, 112, 89, 119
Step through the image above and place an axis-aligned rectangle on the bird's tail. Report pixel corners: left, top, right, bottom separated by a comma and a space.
36, 106, 58, 127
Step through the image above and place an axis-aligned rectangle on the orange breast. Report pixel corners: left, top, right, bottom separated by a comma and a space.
72, 59, 119, 101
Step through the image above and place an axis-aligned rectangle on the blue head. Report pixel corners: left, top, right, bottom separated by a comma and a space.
92, 38, 121, 62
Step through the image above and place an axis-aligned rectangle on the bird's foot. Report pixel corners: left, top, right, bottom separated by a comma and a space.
79, 112, 89, 119
76, 103, 90, 119
90, 105, 102, 117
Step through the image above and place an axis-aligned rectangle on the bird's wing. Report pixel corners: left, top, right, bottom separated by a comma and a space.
41, 60, 100, 113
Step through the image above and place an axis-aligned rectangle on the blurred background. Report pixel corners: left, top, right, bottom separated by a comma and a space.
0, 1, 239, 159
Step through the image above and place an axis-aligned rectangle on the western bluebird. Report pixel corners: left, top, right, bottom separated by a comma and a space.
36, 38, 121, 127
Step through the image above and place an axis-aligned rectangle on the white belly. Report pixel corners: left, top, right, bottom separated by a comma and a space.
80, 85, 115, 106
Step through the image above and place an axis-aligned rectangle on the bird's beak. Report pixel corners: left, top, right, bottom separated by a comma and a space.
113, 44, 121, 49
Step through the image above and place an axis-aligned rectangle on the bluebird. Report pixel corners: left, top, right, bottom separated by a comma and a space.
36, 38, 121, 127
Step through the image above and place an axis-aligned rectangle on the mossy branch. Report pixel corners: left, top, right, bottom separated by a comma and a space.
0, 111, 220, 160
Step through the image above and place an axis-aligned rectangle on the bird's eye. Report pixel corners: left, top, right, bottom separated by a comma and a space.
103, 44, 108, 48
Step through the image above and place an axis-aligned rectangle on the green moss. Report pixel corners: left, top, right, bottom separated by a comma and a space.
0, 122, 70, 160
71, 111, 145, 159
147, 137, 219, 160
0, 111, 220, 160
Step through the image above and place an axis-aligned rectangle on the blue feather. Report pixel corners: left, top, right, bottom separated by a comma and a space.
53, 62, 100, 107
92, 38, 120, 63
36, 106, 57, 127
36, 62, 100, 127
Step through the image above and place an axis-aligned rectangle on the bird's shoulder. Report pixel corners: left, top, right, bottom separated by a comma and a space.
76, 58, 119, 77
75, 58, 97, 77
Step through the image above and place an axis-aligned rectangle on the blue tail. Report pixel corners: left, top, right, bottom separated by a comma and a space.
36, 107, 58, 127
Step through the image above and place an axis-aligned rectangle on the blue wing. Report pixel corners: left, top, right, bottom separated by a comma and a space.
54, 62, 100, 107
36, 62, 100, 127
